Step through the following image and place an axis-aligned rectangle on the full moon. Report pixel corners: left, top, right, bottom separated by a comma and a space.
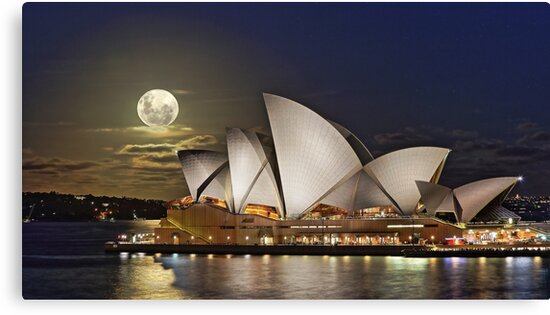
137, 89, 179, 126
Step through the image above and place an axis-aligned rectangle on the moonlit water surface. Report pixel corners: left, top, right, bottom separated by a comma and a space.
23, 222, 550, 299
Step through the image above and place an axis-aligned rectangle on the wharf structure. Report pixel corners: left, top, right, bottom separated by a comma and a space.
154, 94, 546, 246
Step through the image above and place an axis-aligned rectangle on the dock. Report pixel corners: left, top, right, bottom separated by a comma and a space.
104, 242, 550, 257
402, 247, 550, 258
105, 242, 414, 256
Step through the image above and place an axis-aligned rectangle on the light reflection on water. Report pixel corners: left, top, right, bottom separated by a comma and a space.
156, 254, 550, 299
22, 222, 550, 299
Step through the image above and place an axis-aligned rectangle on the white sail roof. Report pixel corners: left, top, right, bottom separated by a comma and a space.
454, 177, 518, 222
264, 93, 363, 217
176, 150, 228, 202
363, 147, 450, 215
416, 181, 453, 216
319, 170, 394, 211
226, 128, 282, 215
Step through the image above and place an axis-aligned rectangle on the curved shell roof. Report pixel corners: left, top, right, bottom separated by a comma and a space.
363, 147, 450, 215
454, 177, 518, 222
264, 93, 363, 217
245, 166, 284, 216
329, 121, 374, 166
415, 181, 453, 216
176, 150, 228, 202
318, 172, 361, 210
320, 170, 393, 210
201, 165, 233, 209
416, 180, 462, 222
226, 128, 282, 215
354, 170, 394, 209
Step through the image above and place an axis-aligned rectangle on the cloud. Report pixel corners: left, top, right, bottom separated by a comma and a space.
141, 175, 170, 182
531, 131, 550, 142
518, 131, 550, 145
514, 121, 550, 145
194, 95, 257, 105
496, 146, 543, 157
171, 89, 193, 95
117, 135, 218, 156
178, 135, 218, 147
142, 154, 181, 164
21, 152, 187, 200
111, 135, 218, 176
453, 138, 503, 151
449, 129, 478, 139
23, 157, 100, 171
118, 143, 176, 155
373, 127, 431, 145
130, 155, 180, 171
87, 124, 194, 139
31, 170, 60, 176
22, 156, 108, 196
516, 121, 539, 134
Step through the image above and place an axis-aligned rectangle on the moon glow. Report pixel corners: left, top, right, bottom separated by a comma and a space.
137, 89, 179, 126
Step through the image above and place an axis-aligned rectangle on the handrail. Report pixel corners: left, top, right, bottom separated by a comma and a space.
166, 217, 211, 244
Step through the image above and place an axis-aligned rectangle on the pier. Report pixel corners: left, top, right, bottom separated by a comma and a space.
104, 242, 550, 257
105, 243, 413, 256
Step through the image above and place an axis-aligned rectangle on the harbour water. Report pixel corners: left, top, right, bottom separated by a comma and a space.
23, 221, 550, 299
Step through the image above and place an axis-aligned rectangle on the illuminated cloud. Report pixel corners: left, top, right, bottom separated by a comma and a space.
116, 135, 218, 156
87, 124, 194, 139
22, 153, 187, 200
171, 89, 193, 95
130, 155, 181, 171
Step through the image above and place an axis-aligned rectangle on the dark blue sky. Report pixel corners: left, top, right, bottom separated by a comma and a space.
23, 3, 550, 199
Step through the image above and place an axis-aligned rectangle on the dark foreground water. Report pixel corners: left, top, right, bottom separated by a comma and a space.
23, 221, 550, 299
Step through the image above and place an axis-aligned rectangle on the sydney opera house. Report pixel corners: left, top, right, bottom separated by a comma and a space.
154, 94, 529, 246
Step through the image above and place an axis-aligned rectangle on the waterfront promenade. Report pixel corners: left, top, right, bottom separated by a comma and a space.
104, 242, 550, 257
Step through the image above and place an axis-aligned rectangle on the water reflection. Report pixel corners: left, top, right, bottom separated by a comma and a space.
22, 222, 550, 299
111, 254, 188, 299
156, 254, 550, 299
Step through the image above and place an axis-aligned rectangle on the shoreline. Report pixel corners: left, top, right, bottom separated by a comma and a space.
104, 243, 550, 257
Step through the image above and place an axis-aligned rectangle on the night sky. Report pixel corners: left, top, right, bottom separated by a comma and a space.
23, 3, 550, 200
